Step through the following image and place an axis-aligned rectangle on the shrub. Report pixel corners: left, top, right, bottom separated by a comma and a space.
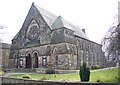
45, 67, 55, 74
79, 62, 90, 82
91, 65, 101, 70
22, 74, 31, 79
41, 77, 48, 80
97, 79, 103, 82
91, 66, 94, 70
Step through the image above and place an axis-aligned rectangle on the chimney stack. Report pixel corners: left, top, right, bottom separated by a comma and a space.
82, 29, 86, 34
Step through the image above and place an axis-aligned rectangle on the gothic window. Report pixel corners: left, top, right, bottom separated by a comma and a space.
13, 53, 17, 67
42, 57, 47, 67
80, 42, 84, 50
34, 52, 38, 68
50, 47, 58, 65
19, 59, 23, 68
81, 50, 84, 65
46, 46, 50, 55
86, 51, 89, 66
26, 19, 40, 41
86, 45, 89, 51
53, 47, 58, 65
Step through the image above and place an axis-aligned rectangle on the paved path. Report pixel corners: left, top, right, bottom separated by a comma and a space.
4, 72, 36, 77
90, 66, 118, 72
4, 67, 118, 77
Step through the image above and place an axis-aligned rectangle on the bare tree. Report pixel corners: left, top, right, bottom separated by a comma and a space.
102, 22, 120, 67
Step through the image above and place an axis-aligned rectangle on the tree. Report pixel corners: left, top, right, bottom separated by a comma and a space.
102, 22, 120, 67
79, 62, 90, 82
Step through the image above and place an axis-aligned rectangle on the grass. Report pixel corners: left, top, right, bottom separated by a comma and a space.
90, 67, 119, 83
10, 73, 80, 81
9, 67, 119, 82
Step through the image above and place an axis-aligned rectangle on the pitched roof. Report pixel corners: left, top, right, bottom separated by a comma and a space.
2, 43, 11, 49
35, 4, 89, 39
35, 5, 58, 29
13, 32, 19, 40
51, 16, 64, 29
51, 16, 89, 39
12, 3, 89, 40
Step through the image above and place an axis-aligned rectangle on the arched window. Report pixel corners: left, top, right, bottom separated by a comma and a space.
42, 57, 47, 67
34, 52, 38, 68
50, 47, 58, 65
13, 53, 17, 68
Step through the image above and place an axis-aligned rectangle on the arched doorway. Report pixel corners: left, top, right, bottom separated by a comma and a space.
26, 53, 32, 68
34, 53, 38, 68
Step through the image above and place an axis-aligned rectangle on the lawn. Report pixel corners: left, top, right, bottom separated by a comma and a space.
10, 73, 80, 81
90, 67, 119, 82
9, 67, 119, 82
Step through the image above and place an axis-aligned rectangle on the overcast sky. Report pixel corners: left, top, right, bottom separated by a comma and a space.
0, 0, 119, 44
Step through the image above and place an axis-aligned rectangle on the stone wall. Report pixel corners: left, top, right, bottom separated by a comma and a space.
2, 43, 11, 68
76, 37, 105, 68
9, 3, 105, 70
1, 77, 119, 85
51, 28, 65, 44
9, 43, 77, 69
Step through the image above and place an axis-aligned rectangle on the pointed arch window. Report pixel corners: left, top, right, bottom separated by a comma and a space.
52, 47, 58, 65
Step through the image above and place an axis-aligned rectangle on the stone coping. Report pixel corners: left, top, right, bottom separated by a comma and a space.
0, 76, 119, 85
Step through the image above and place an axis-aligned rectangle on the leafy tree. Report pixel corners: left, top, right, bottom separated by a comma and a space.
45, 66, 55, 74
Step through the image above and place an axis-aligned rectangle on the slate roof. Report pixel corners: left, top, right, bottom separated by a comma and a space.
12, 3, 89, 40
51, 16, 89, 39
35, 4, 89, 39
13, 32, 19, 40
35, 5, 58, 29
2, 43, 11, 49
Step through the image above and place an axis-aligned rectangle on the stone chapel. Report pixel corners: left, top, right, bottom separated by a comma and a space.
9, 3, 105, 69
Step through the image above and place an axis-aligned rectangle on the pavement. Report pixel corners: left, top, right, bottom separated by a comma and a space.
4, 66, 118, 77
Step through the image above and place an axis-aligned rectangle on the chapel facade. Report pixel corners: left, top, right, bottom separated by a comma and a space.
9, 3, 105, 69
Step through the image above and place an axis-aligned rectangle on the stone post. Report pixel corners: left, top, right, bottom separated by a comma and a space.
0, 41, 2, 84
118, 1, 120, 24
